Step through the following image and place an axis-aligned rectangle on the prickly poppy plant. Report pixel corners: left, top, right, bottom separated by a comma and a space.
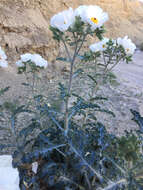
0, 5, 142, 190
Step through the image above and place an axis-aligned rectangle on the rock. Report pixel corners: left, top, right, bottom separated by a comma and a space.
0, 155, 20, 190
32, 162, 38, 174
0, 0, 142, 68
0, 1, 58, 64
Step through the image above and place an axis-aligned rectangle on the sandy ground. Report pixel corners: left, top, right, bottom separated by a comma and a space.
112, 50, 143, 116
113, 50, 143, 92
0, 50, 142, 100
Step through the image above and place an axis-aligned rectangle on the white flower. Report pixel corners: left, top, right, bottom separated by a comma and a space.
74, 5, 88, 22
0, 47, 7, 60
0, 47, 8, 68
89, 37, 109, 52
32, 54, 48, 68
20, 53, 34, 62
90, 42, 101, 52
75, 5, 108, 30
15, 60, 24, 67
117, 36, 136, 55
50, 8, 75, 32
16, 53, 48, 68
0, 60, 8, 68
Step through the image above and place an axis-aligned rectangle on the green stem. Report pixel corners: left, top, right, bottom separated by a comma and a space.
103, 179, 126, 190
93, 54, 122, 94
32, 72, 36, 96
63, 34, 86, 135
107, 57, 122, 73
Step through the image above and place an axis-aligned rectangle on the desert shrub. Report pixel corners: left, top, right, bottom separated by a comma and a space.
0, 5, 142, 190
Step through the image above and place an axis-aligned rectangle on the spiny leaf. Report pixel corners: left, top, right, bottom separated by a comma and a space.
72, 68, 83, 79
58, 82, 68, 99
95, 108, 115, 117
27, 144, 66, 160
56, 57, 69, 62
87, 74, 97, 85
18, 121, 40, 138
0, 86, 10, 96
130, 109, 143, 133
90, 96, 108, 101
21, 83, 30, 86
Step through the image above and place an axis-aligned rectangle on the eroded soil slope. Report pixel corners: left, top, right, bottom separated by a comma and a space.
0, 0, 142, 64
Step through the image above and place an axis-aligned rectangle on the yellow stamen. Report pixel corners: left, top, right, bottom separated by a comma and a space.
64, 21, 66, 24
102, 44, 106, 48
126, 48, 129, 52
91, 17, 98, 24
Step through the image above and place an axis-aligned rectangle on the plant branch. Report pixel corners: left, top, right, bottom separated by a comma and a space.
69, 142, 105, 183
101, 179, 127, 190
64, 34, 87, 135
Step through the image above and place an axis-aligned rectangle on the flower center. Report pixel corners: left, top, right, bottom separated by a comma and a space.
91, 17, 98, 24
64, 21, 66, 24
126, 48, 130, 52
102, 44, 106, 48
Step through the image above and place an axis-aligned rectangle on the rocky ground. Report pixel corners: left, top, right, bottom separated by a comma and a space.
0, 0, 143, 64
114, 50, 143, 94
